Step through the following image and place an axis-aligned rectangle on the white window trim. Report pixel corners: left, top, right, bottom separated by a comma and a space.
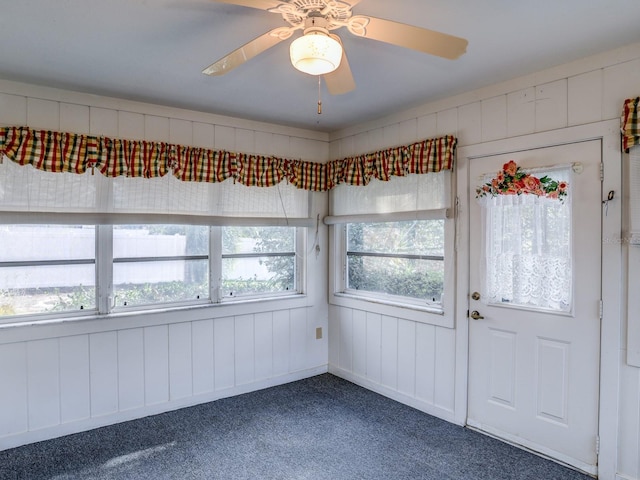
215, 226, 306, 303
97, 224, 113, 315
0, 221, 308, 325
328, 214, 455, 329
0, 212, 315, 227
323, 208, 450, 225
0, 294, 312, 331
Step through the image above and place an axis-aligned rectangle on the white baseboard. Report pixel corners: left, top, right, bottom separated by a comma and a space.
0, 365, 328, 451
328, 365, 459, 425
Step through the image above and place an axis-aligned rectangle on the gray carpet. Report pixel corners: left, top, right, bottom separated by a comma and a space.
0, 374, 592, 480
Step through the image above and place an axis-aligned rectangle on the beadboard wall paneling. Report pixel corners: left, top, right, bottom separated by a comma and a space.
0, 311, 326, 450
328, 305, 456, 423
618, 352, 640, 479
328, 45, 640, 480
0, 85, 329, 451
2, 42, 640, 480
0, 92, 329, 163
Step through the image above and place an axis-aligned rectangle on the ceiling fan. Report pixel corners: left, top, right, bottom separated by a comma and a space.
202, 0, 468, 95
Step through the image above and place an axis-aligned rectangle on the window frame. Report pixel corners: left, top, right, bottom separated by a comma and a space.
0, 221, 306, 324
213, 226, 306, 303
329, 213, 456, 328
344, 219, 445, 306
481, 194, 573, 315
109, 224, 211, 311
0, 224, 99, 320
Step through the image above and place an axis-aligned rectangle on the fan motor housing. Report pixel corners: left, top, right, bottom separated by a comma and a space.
278, 0, 353, 29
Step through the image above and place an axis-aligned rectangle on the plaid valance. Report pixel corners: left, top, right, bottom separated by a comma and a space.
0, 126, 456, 191
623, 97, 640, 152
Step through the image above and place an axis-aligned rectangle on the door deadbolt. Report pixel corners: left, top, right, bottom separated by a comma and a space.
471, 291, 481, 301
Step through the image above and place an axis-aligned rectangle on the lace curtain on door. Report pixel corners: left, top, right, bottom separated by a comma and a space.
478, 165, 572, 313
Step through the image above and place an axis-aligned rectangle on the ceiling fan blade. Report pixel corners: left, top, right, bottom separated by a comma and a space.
209, 0, 285, 11
202, 27, 291, 76
353, 15, 468, 60
324, 38, 355, 95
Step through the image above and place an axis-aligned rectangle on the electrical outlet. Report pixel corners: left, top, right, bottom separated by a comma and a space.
315, 327, 323, 340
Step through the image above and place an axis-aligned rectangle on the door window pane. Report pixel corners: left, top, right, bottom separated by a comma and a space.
482, 167, 572, 312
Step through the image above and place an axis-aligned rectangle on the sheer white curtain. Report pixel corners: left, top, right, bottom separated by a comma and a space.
480, 167, 572, 312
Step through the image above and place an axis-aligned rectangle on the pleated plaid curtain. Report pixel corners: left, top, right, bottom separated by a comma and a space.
0, 126, 456, 192
0, 127, 90, 174
623, 97, 640, 152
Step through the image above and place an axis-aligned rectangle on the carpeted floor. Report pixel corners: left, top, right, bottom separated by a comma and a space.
0, 374, 592, 480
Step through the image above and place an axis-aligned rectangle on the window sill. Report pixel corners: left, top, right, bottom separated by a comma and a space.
330, 292, 453, 328
0, 294, 311, 343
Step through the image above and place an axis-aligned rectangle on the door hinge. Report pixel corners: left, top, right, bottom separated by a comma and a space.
599, 300, 603, 320
600, 163, 604, 182
595, 435, 600, 455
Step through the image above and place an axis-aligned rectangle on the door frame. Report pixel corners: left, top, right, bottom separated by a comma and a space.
454, 120, 622, 479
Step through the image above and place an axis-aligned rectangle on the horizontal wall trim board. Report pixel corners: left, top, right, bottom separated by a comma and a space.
0, 212, 315, 227
0, 297, 313, 343
329, 296, 451, 328
323, 208, 450, 225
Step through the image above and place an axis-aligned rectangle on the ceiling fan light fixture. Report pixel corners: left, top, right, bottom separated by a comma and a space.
290, 30, 342, 76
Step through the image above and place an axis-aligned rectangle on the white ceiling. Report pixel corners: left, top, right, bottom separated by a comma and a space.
1, 0, 639, 133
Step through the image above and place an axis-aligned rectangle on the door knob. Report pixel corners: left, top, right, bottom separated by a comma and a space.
470, 310, 484, 320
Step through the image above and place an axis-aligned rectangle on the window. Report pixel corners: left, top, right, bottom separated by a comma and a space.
481, 166, 572, 312
346, 220, 445, 305
328, 173, 453, 315
221, 226, 298, 299
113, 225, 209, 308
0, 225, 96, 316
0, 223, 303, 320
0, 154, 310, 322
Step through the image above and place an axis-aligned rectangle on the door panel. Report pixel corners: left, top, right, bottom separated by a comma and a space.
489, 329, 516, 407
536, 338, 569, 424
467, 140, 601, 475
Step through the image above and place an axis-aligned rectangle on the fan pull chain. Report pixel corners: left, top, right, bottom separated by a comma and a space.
317, 76, 322, 115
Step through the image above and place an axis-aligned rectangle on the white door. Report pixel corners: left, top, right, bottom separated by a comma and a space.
467, 140, 601, 475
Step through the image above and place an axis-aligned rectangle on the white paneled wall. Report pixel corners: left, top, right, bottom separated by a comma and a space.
2, 43, 640, 480
0, 81, 330, 450
328, 305, 456, 423
0, 309, 326, 450
328, 44, 640, 480
330, 48, 640, 152
0, 84, 329, 162
618, 353, 640, 479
